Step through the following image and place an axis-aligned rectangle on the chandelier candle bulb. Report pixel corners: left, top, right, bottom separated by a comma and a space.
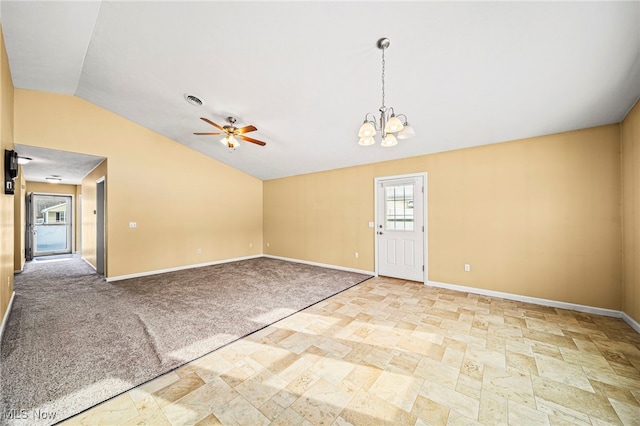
357, 37, 415, 147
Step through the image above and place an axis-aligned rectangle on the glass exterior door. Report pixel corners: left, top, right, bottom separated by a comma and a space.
32, 194, 73, 256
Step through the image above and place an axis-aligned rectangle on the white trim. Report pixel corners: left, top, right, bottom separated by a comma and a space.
96, 176, 106, 276
263, 255, 374, 276
0, 291, 16, 344
427, 280, 623, 318
424, 174, 429, 284
427, 280, 640, 334
29, 192, 75, 255
374, 172, 428, 283
105, 254, 264, 282
622, 311, 640, 334
81, 256, 97, 270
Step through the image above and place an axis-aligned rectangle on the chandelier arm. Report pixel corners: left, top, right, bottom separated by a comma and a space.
363, 112, 381, 131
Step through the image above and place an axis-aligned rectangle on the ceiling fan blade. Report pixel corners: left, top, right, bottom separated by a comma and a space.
238, 135, 266, 146
193, 132, 222, 135
200, 117, 224, 131
235, 125, 257, 134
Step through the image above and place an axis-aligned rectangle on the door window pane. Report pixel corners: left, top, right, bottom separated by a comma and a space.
33, 195, 71, 253
385, 185, 414, 231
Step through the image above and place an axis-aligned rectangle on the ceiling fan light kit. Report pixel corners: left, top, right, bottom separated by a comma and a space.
358, 37, 415, 147
222, 135, 240, 149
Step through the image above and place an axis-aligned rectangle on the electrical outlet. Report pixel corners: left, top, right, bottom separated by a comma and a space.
197, 248, 202, 254
249, 242, 253, 248
267, 242, 270, 247
129, 222, 137, 229
464, 264, 471, 272
354, 252, 359, 258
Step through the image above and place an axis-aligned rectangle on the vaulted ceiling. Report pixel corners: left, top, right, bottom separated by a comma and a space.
2, 1, 639, 180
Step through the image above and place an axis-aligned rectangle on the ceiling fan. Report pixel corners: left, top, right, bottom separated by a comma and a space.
194, 116, 267, 148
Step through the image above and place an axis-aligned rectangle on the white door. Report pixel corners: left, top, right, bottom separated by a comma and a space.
376, 175, 425, 282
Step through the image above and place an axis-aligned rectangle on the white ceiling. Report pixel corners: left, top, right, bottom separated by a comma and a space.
15, 144, 105, 185
2, 1, 639, 181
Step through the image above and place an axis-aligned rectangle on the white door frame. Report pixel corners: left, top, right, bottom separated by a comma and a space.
96, 176, 106, 276
374, 172, 428, 284
28, 192, 75, 257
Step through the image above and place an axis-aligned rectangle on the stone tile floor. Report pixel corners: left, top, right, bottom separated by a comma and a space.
63, 277, 640, 425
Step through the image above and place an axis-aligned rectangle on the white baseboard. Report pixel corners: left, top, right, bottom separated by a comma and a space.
0, 291, 16, 345
105, 254, 264, 282
621, 311, 640, 334
264, 254, 374, 276
427, 280, 623, 318
93, 254, 640, 334
81, 257, 97, 270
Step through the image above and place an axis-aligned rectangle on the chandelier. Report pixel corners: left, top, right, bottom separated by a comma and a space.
358, 38, 415, 147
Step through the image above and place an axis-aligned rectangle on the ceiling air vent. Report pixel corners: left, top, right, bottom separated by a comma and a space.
184, 94, 203, 106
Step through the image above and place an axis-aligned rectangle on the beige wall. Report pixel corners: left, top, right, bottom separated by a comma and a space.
0, 24, 14, 323
14, 90, 263, 278
25, 181, 82, 252
81, 160, 106, 270
26, 181, 78, 195
4, 52, 635, 318
622, 100, 640, 323
265, 124, 622, 310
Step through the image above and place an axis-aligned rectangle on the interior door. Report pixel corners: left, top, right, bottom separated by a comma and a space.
377, 176, 425, 282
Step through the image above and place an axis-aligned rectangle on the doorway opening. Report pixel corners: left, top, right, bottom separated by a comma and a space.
26, 193, 74, 260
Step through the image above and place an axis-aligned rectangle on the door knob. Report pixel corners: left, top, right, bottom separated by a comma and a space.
377, 231, 384, 235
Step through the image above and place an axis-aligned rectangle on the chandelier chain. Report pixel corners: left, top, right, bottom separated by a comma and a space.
381, 47, 386, 108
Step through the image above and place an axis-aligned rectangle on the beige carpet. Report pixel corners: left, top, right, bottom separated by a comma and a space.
0, 257, 371, 425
